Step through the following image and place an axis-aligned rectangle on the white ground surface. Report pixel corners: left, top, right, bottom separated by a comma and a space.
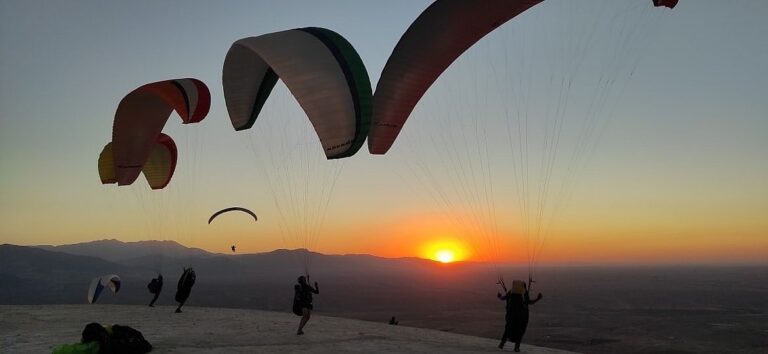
0, 305, 578, 353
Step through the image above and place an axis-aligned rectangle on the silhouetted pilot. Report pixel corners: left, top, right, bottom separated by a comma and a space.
293, 275, 320, 335
498, 278, 542, 352
147, 274, 163, 307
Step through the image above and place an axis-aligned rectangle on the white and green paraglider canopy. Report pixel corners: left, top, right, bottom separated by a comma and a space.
223, 27, 372, 160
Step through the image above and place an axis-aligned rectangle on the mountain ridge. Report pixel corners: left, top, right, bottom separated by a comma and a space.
35, 239, 214, 262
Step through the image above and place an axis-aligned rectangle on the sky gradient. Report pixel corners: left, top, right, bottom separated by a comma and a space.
1, 0, 766, 265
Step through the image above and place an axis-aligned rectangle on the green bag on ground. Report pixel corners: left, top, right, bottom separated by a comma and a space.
52, 341, 100, 354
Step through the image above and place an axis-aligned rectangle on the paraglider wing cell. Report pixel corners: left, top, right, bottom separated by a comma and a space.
87, 277, 104, 304
140, 133, 178, 190
98, 142, 116, 185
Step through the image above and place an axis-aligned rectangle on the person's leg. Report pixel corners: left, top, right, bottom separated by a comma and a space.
499, 326, 509, 349
149, 293, 159, 307
297, 308, 311, 334
175, 300, 185, 313
515, 317, 528, 352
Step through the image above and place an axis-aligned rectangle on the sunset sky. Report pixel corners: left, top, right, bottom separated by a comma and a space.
1, 1, 766, 265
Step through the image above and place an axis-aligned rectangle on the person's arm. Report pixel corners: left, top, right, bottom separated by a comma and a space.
497, 292, 509, 300
312, 282, 320, 294
527, 292, 543, 305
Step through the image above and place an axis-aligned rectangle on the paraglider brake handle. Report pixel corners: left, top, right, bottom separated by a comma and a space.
496, 276, 507, 291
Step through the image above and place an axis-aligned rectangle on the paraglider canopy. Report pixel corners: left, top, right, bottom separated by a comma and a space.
653, 0, 678, 9
87, 274, 120, 304
222, 27, 372, 159
367, 0, 679, 154
208, 207, 258, 224
110, 78, 210, 186
367, 0, 545, 154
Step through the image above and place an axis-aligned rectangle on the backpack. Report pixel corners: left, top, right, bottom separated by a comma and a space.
183, 270, 196, 289
177, 269, 196, 290
101, 325, 152, 354
292, 284, 306, 316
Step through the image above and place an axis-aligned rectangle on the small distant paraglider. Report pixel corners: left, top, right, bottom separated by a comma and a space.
208, 207, 256, 254
208, 207, 258, 224
87, 274, 121, 304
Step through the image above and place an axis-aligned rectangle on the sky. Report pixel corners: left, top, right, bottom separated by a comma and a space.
1, 0, 766, 265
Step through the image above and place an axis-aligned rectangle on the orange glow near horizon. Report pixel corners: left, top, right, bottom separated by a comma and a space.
5, 202, 768, 265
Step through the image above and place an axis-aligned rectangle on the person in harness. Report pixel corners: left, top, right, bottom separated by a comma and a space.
175, 268, 196, 313
497, 277, 543, 352
292, 275, 319, 335
147, 274, 163, 307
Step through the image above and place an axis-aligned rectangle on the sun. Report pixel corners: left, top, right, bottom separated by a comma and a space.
422, 239, 467, 263
435, 249, 456, 263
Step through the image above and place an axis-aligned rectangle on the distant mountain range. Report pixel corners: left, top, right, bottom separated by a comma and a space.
36, 239, 214, 263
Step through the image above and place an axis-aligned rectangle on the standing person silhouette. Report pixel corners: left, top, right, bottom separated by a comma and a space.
293, 275, 319, 335
498, 278, 543, 352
